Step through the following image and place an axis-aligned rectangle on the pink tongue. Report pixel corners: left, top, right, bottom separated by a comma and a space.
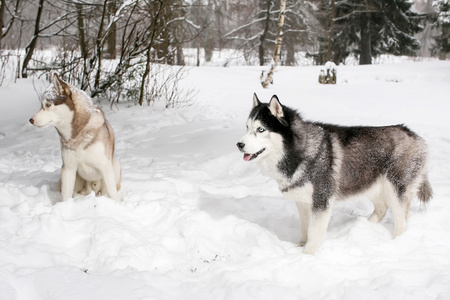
243, 154, 252, 161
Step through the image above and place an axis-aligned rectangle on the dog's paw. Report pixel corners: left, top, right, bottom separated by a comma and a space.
302, 243, 318, 255
393, 227, 406, 239
367, 213, 381, 223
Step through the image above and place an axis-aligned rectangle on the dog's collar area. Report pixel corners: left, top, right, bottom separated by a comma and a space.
243, 148, 265, 161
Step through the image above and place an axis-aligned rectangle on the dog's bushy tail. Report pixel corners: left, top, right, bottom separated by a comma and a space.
417, 174, 433, 203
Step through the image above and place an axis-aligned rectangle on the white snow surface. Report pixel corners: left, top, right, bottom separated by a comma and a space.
0, 61, 450, 300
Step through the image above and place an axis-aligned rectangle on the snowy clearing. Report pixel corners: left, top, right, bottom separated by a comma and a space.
0, 61, 450, 300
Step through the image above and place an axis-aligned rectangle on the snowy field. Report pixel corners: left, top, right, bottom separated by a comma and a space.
0, 60, 450, 300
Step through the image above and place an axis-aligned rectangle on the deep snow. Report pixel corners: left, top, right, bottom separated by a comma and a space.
0, 61, 450, 300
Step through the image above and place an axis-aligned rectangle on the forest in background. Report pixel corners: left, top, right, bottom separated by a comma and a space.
0, 0, 448, 104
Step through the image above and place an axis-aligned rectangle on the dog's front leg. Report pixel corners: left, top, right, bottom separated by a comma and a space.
60, 165, 77, 201
295, 202, 311, 246
283, 185, 315, 249
303, 207, 332, 255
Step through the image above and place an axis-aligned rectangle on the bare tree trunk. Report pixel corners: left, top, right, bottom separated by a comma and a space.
196, 46, 200, 66
439, 24, 449, 60
1, 0, 21, 46
107, 1, 117, 59
0, 0, 4, 49
176, 44, 185, 65
285, 40, 295, 66
327, 0, 336, 62
93, 0, 108, 94
173, 0, 185, 65
196, 0, 201, 67
359, 12, 372, 65
262, 0, 286, 88
76, 4, 89, 90
139, 0, 164, 106
22, 0, 44, 78
259, 0, 272, 66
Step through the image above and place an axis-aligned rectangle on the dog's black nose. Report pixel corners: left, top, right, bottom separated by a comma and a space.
236, 142, 245, 150
29, 118, 34, 124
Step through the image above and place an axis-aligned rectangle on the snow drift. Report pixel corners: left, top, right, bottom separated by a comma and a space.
0, 61, 449, 300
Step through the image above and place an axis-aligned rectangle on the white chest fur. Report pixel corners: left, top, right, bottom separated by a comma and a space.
61, 142, 106, 181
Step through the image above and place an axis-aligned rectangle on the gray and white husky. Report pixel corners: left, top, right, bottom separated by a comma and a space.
30, 74, 121, 202
237, 94, 432, 255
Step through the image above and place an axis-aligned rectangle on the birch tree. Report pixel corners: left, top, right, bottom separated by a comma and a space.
223, 1, 272, 65
262, 0, 285, 88
224, 0, 317, 66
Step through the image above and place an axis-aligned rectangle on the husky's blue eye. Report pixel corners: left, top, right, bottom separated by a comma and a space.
257, 127, 265, 133
45, 103, 52, 108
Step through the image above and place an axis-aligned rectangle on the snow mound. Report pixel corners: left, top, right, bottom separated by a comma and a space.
0, 61, 450, 299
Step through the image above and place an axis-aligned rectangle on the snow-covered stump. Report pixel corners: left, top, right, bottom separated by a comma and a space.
318, 61, 337, 84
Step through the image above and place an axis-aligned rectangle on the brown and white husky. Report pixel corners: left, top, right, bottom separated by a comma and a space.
30, 74, 121, 202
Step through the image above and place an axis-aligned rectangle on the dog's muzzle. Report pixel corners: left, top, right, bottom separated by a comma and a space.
236, 142, 265, 161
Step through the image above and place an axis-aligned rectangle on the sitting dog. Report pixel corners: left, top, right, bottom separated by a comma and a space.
30, 74, 121, 201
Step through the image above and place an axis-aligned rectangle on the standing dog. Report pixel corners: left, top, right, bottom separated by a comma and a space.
30, 74, 121, 202
237, 94, 432, 255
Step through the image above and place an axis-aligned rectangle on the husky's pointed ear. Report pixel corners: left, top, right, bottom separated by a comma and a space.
269, 95, 284, 119
252, 93, 261, 108
53, 73, 71, 96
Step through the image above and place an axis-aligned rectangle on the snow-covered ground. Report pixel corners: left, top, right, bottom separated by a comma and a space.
0, 61, 450, 300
